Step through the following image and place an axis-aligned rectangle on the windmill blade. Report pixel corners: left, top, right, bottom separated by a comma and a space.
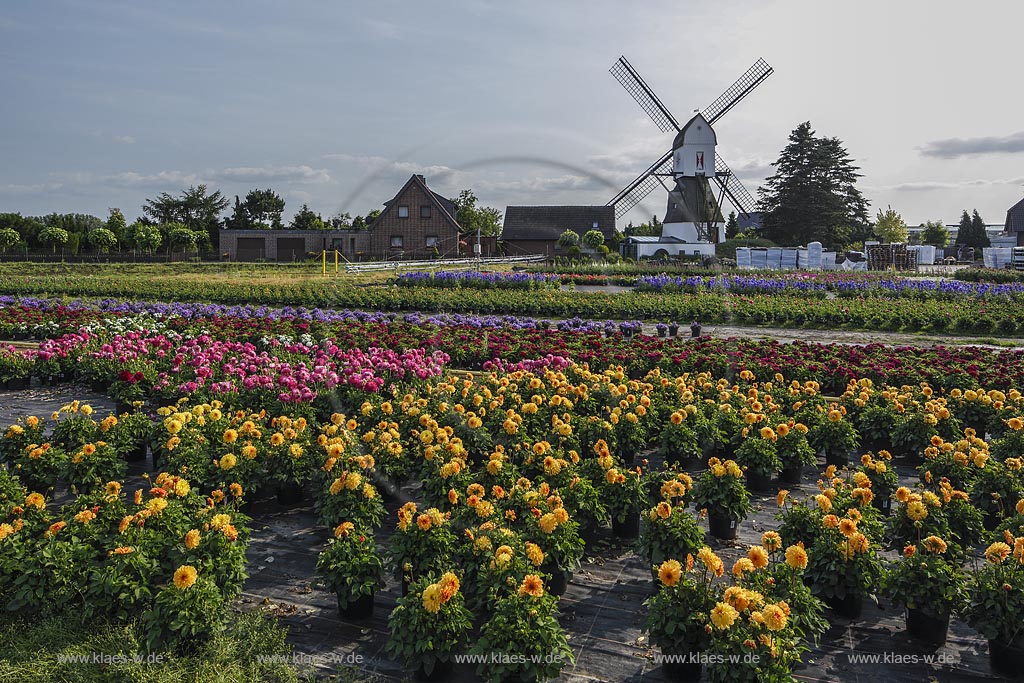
701, 58, 774, 126
609, 56, 680, 133
711, 154, 758, 217
607, 149, 673, 218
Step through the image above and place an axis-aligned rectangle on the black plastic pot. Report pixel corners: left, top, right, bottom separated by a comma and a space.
906, 607, 949, 646
612, 511, 640, 539
663, 658, 702, 682
825, 592, 863, 620
824, 448, 848, 467
276, 481, 304, 505
125, 443, 147, 463
543, 562, 569, 597
873, 494, 892, 517
989, 636, 1024, 677
338, 591, 374, 620
708, 511, 738, 540
780, 464, 803, 485
415, 658, 453, 682
746, 470, 774, 492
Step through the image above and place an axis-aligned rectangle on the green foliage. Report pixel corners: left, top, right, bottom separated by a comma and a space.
920, 220, 949, 247
624, 215, 663, 237
956, 209, 991, 250
239, 189, 286, 230
316, 527, 383, 607
0, 610, 298, 683
734, 433, 781, 477
581, 229, 605, 250
963, 546, 1024, 642
0, 227, 19, 252
451, 189, 502, 237
385, 573, 472, 676
557, 229, 580, 248
106, 208, 128, 239
643, 552, 718, 654
758, 121, 870, 250
470, 590, 573, 683
88, 228, 118, 253
290, 204, 325, 231
691, 459, 752, 523
725, 211, 740, 239
130, 222, 163, 253
873, 205, 908, 244
638, 503, 705, 568
38, 226, 69, 252
882, 543, 968, 616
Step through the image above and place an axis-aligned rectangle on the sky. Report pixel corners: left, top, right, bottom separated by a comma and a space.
2, 0, 1023, 229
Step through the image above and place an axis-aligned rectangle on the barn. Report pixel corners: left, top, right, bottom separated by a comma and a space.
501, 206, 616, 256
1006, 195, 1024, 246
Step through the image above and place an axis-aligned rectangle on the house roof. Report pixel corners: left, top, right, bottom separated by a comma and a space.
672, 112, 716, 149
502, 206, 616, 241
1006, 196, 1024, 233
370, 174, 461, 233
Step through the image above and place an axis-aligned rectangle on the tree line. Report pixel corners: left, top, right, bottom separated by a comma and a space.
0, 186, 502, 256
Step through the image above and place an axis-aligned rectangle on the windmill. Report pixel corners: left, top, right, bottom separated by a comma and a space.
608, 56, 773, 257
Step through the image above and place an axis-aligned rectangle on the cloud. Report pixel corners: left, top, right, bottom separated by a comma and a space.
877, 176, 1024, 192
920, 131, 1024, 158
112, 135, 136, 145
213, 165, 331, 184
53, 164, 331, 189
0, 182, 64, 194
476, 174, 603, 193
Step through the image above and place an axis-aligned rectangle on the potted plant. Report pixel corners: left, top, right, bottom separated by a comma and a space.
316, 522, 383, 620
602, 465, 643, 538
644, 549, 723, 681
811, 407, 859, 467
882, 536, 967, 646
315, 469, 386, 529
638, 502, 705, 573
105, 411, 153, 463
734, 428, 780, 491
776, 421, 815, 485
668, 322, 680, 337
858, 451, 898, 516
804, 514, 883, 619
692, 459, 752, 540
386, 572, 472, 681
525, 503, 584, 596
142, 566, 225, 655
969, 460, 1023, 531
470, 576, 574, 683
61, 442, 126, 494
963, 539, 1024, 676
658, 410, 702, 469
655, 322, 668, 338
390, 503, 457, 592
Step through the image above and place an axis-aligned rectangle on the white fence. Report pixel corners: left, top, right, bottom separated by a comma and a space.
344, 254, 546, 273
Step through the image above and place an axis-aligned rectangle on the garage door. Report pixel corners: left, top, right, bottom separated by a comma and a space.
236, 237, 266, 261
276, 238, 306, 262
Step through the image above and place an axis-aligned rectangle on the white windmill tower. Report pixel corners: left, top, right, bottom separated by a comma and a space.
608, 57, 774, 259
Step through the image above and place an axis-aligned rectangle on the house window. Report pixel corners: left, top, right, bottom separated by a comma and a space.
425, 235, 440, 248
397, 205, 409, 218
390, 235, 404, 249
420, 205, 432, 219
593, 221, 599, 228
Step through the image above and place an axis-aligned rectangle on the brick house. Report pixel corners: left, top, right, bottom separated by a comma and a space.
368, 174, 465, 259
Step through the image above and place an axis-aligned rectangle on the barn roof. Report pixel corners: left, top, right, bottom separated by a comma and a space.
1006, 196, 1024, 233
372, 174, 461, 232
502, 206, 616, 241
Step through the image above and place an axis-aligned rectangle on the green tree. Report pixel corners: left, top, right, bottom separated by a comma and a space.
725, 211, 740, 239
624, 215, 663, 237
581, 229, 605, 250
242, 189, 286, 229
166, 223, 198, 254
223, 196, 248, 231
329, 212, 352, 229
873, 205, 908, 243
0, 213, 44, 247
39, 226, 69, 253
0, 227, 20, 253
971, 209, 990, 249
758, 121, 870, 250
131, 223, 162, 254
88, 228, 118, 253
106, 208, 127, 243
143, 185, 229, 249
290, 204, 325, 231
920, 221, 949, 247
451, 190, 502, 237
364, 209, 381, 225
557, 230, 580, 248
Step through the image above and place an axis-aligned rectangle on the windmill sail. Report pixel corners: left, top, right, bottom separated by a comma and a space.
606, 150, 673, 218
711, 154, 758, 217
609, 56, 680, 133
701, 58, 774, 125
